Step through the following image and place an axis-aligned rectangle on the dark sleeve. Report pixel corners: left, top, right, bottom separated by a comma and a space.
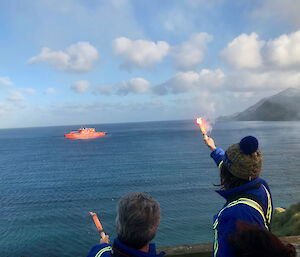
210, 148, 225, 168
87, 243, 112, 257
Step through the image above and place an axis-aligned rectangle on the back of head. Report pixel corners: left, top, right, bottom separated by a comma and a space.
223, 136, 263, 181
116, 192, 161, 250
227, 221, 296, 257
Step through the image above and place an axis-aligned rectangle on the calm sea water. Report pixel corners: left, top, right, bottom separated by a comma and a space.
0, 120, 299, 257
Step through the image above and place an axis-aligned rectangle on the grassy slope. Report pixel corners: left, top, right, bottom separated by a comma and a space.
272, 202, 300, 237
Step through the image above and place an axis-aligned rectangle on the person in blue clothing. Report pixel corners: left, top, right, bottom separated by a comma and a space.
204, 135, 273, 257
87, 192, 165, 257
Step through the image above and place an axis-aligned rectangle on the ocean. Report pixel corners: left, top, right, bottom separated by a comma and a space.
0, 120, 299, 257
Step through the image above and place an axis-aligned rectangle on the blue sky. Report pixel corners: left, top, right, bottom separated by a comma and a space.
1, 0, 300, 128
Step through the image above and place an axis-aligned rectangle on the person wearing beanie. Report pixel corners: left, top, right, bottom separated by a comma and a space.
204, 136, 273, 257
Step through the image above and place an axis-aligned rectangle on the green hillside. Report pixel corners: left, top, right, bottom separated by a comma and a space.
272, 202, 300, 237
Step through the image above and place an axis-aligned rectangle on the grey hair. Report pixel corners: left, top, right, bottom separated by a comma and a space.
116, 192, 161, 249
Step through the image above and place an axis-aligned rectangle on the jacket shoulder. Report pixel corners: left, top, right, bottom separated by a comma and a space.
87, 243, 112, 257
218, 202, 266, 227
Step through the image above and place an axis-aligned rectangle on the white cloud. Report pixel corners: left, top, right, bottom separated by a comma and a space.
117, 78, 151, 95
252, 0, 300, 27
185, 0, 223, 8
112, 37, 170, 70
24, 88, 36, 95
162, 9, 195, 33
0, 77, 13, 87
45, 88, 57, 94
93, 85, 114, 96
220, 33, 264, 69
71, 80, 90, 93
226, 70, 300, 92
265, 30, 300, 69
6, 90, 25, 103
154, 69, 225, 95
220, 29, 300, 71
91, 70, 225, 96
0, 102, 17, 118
172, 32, 213, 70
28, 42, 99, 72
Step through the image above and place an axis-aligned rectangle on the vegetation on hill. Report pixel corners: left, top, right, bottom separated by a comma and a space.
272, 202, 300, 237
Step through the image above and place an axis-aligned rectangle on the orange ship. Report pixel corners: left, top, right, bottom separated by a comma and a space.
65, 127, 106, 139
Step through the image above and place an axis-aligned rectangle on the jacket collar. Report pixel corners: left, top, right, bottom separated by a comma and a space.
216, 177, 263, 200
113, 238, 165, 257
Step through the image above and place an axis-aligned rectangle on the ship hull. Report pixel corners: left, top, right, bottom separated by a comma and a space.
65, 132, 106, 139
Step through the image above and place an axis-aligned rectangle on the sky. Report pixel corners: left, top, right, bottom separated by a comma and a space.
1, 0, 300, 128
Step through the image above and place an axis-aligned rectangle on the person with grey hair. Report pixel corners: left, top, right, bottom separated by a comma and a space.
87, 192, 165, 257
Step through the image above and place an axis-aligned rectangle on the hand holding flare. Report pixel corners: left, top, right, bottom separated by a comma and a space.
89, 211, 107, 241
196, 117, 216, 151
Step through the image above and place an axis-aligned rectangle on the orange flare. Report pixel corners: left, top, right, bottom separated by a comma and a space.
89, 211, 106, 239
196, 117, 209, 139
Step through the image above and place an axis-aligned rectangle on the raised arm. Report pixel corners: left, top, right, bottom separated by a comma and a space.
204, 137, 225, 168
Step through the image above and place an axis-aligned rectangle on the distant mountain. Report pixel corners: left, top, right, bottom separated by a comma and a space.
220, 88, 300, 121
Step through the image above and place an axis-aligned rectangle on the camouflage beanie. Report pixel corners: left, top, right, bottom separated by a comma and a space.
223, 136, 263, 181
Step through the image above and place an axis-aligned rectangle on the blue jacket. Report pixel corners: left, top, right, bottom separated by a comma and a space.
211, 148, 273, 257
87, 238, 165, 257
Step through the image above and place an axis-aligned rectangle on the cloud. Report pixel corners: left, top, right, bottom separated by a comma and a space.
220, 30, 300, 71
153, 69, 225, 95
92, 70, 225, 96
172, 32, 213, 70
0, 77, 13, 87
265, 30, 300, 69
252, 0, 300, 27
71, 80, 90, 93
28, 42, 99, 72
162, 8, 196, 33
112, 37, 170, 70
226, 70, 300, 92
0, 102, 17, 118
117, 78, 151, 95
6, 90, 25, 103
45, 88, 57, 94
220, 32, 264, 69
184, 0, 223, 8
93, 85, 114, 96
112, 33, 212, 71
24, 88, 36, 95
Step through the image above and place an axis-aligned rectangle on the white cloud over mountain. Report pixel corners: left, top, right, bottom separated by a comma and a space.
28, 42, 99, 72
113, 37, 170, 70
226, 70, 300, 92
